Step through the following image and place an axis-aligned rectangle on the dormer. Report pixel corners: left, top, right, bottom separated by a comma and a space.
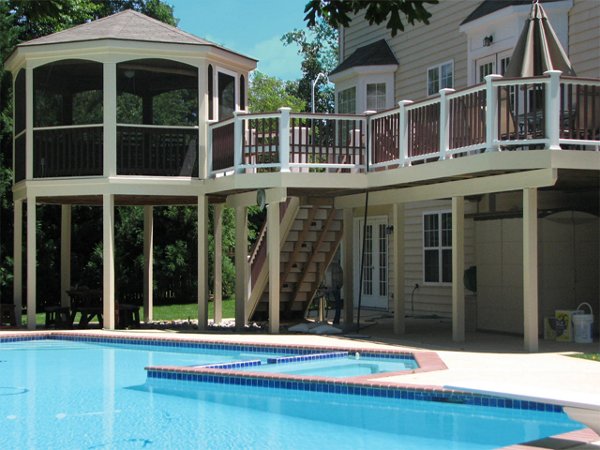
329, 39, 398, 114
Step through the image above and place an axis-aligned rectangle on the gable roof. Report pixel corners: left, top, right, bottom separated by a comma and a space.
461, 0, 565, 25
16, 9, 256, 61
330, 39, 398, 76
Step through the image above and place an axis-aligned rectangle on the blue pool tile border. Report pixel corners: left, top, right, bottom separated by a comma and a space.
144, 368, 564, 414
200, 360, 263, 370
267, 351, 349, 365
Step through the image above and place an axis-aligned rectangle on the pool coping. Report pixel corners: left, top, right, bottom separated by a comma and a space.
1, 330, 599, 448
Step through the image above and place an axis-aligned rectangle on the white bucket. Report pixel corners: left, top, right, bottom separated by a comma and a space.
573, 302, 594, 344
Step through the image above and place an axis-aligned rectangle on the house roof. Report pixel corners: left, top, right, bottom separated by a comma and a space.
15, 9, 256, 61
461, 0, 565, 25
330, 39, 398, 76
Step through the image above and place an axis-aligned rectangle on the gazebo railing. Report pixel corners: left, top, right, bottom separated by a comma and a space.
117, 124, 198, 177
33, 124, 103, 178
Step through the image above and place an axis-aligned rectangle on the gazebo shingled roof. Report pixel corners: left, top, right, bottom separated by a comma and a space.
14, 9, 257, 61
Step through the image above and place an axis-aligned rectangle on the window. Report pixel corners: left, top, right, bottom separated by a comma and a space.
218, 72, 235, 120
427, 61, 453, 96
337, 87, 356, 114
499, 56, 510, 76
208, 65, 213, 120
367, 83, 386, 111
479, 62, 493, 82
239, 74, 246, 111
423, 212, 452, 283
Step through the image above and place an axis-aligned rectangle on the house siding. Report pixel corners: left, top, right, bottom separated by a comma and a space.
343, 1, 470, 102
342, 0, 599, 99
568, 0, 600, 77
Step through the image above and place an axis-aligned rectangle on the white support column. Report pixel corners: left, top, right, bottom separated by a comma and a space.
235, 206, 249, 330
103, 61, 117, 177
197, 61, 209, 179
485, 74, 503, 153
13, 200, 23, 324
342, 208, 354, 329
60, 205, 71, 308
143, 206, 154, 323
393, 203, 406, 335
438, 88, 455, 160
544, 70, 562, 151
278, 107, 291, 172
523, 188, 539, 352
267, 202, 280, 334
233, 112, 243, 173
398, 100, 413, 166
102, 194, 116, 330
26, 196, 36, 329
25, 65, 33, 180
197, 195, 209, 330
213, 203, 224, 324
452, 196, 465, 342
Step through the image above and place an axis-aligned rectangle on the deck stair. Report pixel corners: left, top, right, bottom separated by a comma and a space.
247, 199, 343, 321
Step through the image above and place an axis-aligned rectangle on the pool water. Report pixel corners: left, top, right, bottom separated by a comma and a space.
0, 339, 581, 449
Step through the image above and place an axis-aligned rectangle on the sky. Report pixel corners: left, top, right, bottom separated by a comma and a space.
169, 0, 308, 81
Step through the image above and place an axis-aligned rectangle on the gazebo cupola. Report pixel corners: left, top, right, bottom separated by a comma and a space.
5, 10, 256, 330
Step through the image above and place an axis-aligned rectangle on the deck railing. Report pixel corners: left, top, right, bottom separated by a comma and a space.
210, 72, 599, 177
117, 125, 198, 177
33, 125, 103, 178
21, 72, 597, 183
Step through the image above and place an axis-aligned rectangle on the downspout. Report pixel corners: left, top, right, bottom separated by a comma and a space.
356, 112, 371, 332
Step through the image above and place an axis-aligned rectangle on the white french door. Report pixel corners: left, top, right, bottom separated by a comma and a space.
354, 217, 389, 310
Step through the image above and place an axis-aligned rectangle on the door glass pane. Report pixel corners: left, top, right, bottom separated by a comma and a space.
218, 72, 235, 120
479, 62, 493, 82
378, 224, 388, 296
363, 224, 373, 295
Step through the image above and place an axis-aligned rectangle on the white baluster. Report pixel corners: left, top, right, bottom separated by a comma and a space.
398, 100, 413, 166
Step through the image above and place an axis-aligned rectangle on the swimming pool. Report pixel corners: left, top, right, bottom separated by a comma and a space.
0, 336, 582, 449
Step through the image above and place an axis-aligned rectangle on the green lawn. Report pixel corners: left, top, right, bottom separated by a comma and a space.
151, 298, 236, 321
571, 353, 600, 362
27, 298, 236, 326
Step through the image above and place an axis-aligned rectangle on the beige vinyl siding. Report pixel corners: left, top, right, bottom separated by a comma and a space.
343, 0, 470, 103
569, 0, 600, 78
399, 199, 475, 317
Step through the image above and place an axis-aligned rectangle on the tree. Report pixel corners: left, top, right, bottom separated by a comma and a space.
304, 0, 438, 37
248, 72, 305, 113
282, 18, 337, 112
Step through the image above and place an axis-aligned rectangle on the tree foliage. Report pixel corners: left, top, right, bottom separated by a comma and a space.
282, 17, 337, 112
248, 72, 305, 113
304, 0, 438, 37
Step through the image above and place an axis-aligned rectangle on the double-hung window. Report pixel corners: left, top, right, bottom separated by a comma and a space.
337, 87, 356, 114
366, 83, 386, 111
423, 212, 452, 283
427, 61, 453, 96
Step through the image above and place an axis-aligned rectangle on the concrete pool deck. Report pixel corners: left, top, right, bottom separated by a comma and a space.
1, 318, 599, 449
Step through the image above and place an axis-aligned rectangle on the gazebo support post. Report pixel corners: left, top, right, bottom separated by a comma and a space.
143, 205, 153, 323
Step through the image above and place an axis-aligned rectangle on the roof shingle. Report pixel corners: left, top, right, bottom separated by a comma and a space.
461, 0, 565, 25
20, 9, 225, 49
330, 39, 398, 76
